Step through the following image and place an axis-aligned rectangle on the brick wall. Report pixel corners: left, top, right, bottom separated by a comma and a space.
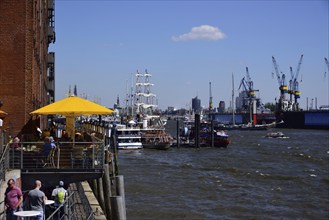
0, 0, 53, 138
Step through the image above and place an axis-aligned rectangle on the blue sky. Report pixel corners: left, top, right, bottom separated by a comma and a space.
51, 0, 329, 110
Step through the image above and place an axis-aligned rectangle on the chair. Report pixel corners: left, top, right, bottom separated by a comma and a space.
93, 147, 104, 168
84, 148, 94, 168
46, 147, 56, 167
71, 147, 85, 168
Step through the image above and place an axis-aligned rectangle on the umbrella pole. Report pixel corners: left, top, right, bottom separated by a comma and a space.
73, 119, 75, 148
57, 147, 60, 168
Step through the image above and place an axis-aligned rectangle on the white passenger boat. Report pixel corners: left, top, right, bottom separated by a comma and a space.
115, 124, 143, 150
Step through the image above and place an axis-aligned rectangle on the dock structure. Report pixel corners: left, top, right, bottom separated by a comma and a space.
0, 125, 126, 220
69, 182, 106, 220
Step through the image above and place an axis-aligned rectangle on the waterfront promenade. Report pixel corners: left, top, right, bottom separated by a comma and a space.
0, 123, 124, 220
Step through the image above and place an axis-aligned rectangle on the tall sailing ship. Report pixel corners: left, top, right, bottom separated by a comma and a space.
135, 70, 173, 149
120, 70, 173, 149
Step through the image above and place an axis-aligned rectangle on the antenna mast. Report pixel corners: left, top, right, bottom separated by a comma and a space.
232, 73, 235, 125
209, 82, 213, 112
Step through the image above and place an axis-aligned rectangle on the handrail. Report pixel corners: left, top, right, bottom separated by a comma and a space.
46, 191, 75, 220
0, 200, 4, 217
0, 142, 10, 182
7, 141, 105, 170
46, 182, 95, 220
0, 142, 10, 165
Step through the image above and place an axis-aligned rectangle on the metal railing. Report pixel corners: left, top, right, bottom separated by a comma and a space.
1, 181, 95, 220
1, 128, 10, 181
8, 141, 105, 170
0, 200, 4, 219
46, 182, 95, 220
0, 134, 10, 220
46, 191, 76, 220
0, 142, 9, 182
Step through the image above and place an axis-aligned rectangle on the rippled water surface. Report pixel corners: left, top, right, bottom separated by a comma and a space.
117, 129, 329, 219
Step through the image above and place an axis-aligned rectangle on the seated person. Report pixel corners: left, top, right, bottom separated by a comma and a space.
61, 130, 71, 141
43, 136, 56, 158
83, 132, 92, 142
42, 129, 50, 140
75, 132, 84, 142
11, 136, 21, 149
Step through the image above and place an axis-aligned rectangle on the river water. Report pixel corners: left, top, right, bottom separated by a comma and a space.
117, 129, 329, 219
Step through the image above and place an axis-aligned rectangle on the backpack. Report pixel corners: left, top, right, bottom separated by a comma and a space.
57, 191, 65, 204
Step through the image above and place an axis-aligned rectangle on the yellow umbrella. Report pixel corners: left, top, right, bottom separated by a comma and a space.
0, 110, 8, 115
31, 96, 113, 116
30, 96, 113, 138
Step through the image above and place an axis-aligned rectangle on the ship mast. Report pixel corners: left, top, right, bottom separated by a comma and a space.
134, 69, 157, 115
135, 70, 144, 114
232, 73, 235, 125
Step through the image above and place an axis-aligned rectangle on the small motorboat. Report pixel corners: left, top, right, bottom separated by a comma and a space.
199, 129, 230, 148
265, 131, 287, 138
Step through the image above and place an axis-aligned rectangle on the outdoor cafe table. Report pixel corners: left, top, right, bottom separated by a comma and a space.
14, 210, 41, 219
45, 200, 55, 205
45, 199, 55, 218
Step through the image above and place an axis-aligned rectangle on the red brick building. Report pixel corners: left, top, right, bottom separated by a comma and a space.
0, 0, 55, 139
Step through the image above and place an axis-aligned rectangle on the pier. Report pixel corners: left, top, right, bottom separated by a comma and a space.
0, 123, 126, 220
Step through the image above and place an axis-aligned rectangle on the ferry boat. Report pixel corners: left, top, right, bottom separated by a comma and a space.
141, 128, 173, 150
115, 124, 143, 150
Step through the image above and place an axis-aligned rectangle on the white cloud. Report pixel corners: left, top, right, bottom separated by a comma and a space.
172, 25, 226, 42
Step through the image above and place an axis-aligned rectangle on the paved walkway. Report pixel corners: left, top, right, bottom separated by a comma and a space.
68, 183, 90, 219
68, 182, 106, 220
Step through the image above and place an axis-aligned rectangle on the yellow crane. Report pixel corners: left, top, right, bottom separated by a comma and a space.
238, 67, 259, 124
245, 67, 259, 98
272, 56, 288, 111
288, 55, 303, 110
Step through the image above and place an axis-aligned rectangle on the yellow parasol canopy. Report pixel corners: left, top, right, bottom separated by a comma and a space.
30, 96, 113, 138
30, 96, 113, 116
0, 110, 8, 115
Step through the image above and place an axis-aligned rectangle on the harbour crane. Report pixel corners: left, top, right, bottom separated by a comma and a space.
288, 66, 294, 102
325, 57, 329, 79
245, 67, 259, 98
288, 55, 303, 110
238, 67, 259, 110
238, 77, 249, 110
238, 67, 259, 124
292, 54, 303, 110
209, 82, 213, 112
272, 56, 288, 111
